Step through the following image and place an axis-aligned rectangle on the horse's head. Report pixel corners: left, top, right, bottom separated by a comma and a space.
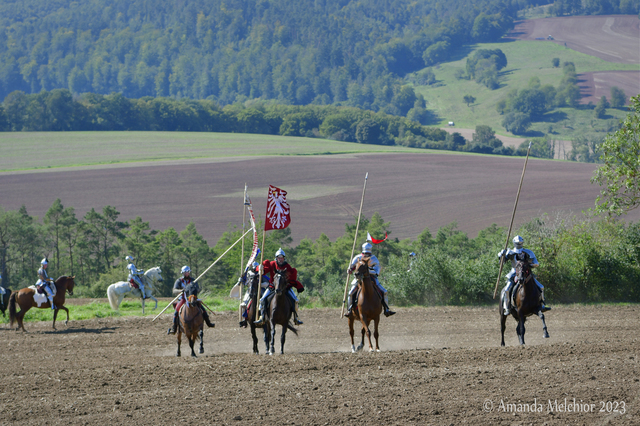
247, 270, 260, 296
187, 294, 198, 305
355, 257, 371, 280
274, 270, 288, 295
56, 276, 75, 296
144, 267, 163, 289
515, 254, 532, 286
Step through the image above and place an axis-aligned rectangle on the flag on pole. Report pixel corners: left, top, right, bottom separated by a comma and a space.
244, 197, 259, 269
367, 231, 388, 244
265, 185, 291, 231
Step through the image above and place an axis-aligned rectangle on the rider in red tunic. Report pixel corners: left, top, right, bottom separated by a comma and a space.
253, 248, 304, 326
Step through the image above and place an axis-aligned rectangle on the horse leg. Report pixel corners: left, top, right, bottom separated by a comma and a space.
250, 325, 259, 354
269, 321, 276, 355
500, 312, 507, 347
280, 325, 287, 355
517, 312, 526, 345
142, 297, 145, 315
263, 324, 270, 354
189, 335, 197, 358
52, 308, 59, 330
151, 296, 158, 310
199, 328, 204, 354
349, 316, 356, 353
373, 317, 380, 352
537, 311, 550, 338
176, 330, 182, 357
359, 325, 365, 352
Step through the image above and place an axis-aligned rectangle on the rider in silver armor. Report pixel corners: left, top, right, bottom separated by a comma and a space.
498, 235, 551, 315
125, 255, 146, 299
168, 265, 214, 334
346, 242, 396, 317
36, 258, 56, 310
238, 261, 270, 328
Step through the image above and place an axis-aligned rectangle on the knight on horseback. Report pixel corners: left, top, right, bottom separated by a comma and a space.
168, 265, 215, 334
125, 255, 147, 299
238, 261, 270, 328
253, 248, 304, 326
346, 242, 396, 317
498, 235, 551, 315
36, 258, 56, 310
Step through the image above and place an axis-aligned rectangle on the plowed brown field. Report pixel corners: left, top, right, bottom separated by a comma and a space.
2, 305, 639, 425
3, 153, 638, 244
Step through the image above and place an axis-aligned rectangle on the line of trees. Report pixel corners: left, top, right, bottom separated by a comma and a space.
0, 0, 536, 114
2, 200, 640, 306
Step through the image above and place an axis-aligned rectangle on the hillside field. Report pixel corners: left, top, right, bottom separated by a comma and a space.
2, 132, 639, 245
416, 15, 639, 141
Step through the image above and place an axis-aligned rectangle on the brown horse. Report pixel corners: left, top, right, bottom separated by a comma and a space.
500, 255, 550, 346
265, 270, 298, 355
246, 271, 270, 354
177, 291, 204, 358
9, 276, 75, 332
348, 257, 382, 352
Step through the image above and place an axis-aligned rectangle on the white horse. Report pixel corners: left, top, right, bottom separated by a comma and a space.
107, 266, 163, 314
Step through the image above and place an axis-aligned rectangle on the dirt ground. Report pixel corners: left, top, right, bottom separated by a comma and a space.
1, 305, 638, 425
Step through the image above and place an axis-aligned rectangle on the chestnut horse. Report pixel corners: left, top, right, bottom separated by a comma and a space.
176, 284, 204, 357
9, 276, 75, 332
246, 271, 269, 354
348, 257, 382, 352
265, 270, 298, 355
500, 254, 550, 346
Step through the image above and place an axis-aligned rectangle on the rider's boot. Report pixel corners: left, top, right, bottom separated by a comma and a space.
253, 302, 266, 326
45, 286, 56, 310
201, 307, 215, 328
47, 295, 56, 310
140, 285, 146, 299
382, 294, 395, 317
345, 292, 356, 318
167, 312, 179, 335
293, 301, 303, 325
239, 304, 248, 327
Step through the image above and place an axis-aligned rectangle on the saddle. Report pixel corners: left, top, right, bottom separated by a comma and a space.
129, 279, 139, 289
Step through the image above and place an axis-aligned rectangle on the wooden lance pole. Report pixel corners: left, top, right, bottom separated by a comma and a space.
254, 229, 267, 323
341, 172, 368, 318
240, 183, 248, 323
152, 227, 253, 321
493, 142, 532, 299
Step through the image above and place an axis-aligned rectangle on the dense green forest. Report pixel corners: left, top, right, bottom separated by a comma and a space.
0, 0, 553, 113
1, 200, 639, 306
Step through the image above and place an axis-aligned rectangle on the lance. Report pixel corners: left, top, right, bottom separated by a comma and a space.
254, 229, 267, 323
152, 227, 254, 321
341, 172, 368, 318
493, 141, 532, 299
240, 183, 248, 322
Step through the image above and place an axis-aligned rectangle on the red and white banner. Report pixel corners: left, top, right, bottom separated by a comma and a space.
367, 231, 388, 244
265, 185, 291, 231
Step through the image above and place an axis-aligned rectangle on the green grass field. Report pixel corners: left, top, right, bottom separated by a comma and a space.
0, 295, 241, 325
414, 40, 635, 140
0, 132, 433, 172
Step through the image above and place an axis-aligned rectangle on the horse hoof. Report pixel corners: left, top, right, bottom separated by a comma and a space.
543, 333, 550, 338
191, 354, 197, 358
176, 353, 181, 357
199, 348, 204, 354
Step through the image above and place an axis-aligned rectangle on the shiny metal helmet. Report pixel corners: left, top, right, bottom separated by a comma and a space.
362, 242, 373, 254
275, 248, 286, 258
125, 255, 134, 263
41, 258, 48, 265
513, 235, 524, 253
181, 265, 191, 275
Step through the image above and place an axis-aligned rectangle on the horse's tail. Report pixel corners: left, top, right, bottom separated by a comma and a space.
9, 291, 17, 327
286, 322, 298, 336
107, 284, 119, 310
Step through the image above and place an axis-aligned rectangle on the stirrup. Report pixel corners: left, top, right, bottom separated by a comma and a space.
384, 309, 396, 317
540, 304, 551, 312
239, 320, 247, 328
253, 316, 265, 326
293, 315, 303, 325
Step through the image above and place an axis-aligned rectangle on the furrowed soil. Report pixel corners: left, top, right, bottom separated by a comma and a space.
2, 305, 638, 425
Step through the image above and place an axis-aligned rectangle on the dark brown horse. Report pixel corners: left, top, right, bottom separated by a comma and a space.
9, 276, 75, 332
500, 255, 550, 346
348, 257, 382, 352
265, 270, 298, 355
177, 292, 204, 358
246, 271, 269, 354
